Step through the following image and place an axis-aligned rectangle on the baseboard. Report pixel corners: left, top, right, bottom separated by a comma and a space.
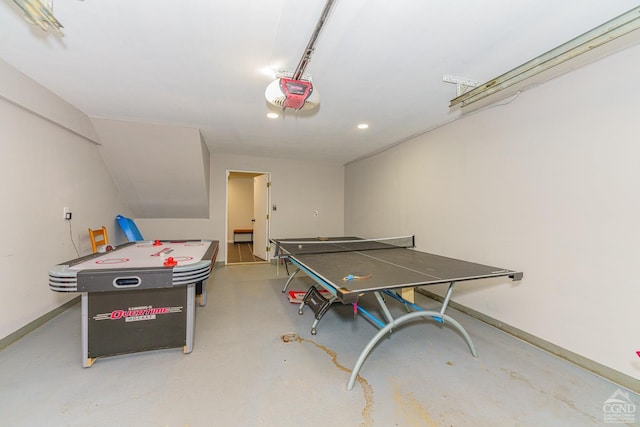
0, 296, 80, 350
415, 288, 639, 393
4, 286, 636, 392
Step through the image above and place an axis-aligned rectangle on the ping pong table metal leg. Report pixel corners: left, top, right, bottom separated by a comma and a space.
309, 295, 336, 335
374, 291, 395, 324
383, 290, 443, 322
298, 286, 337, 335
297, 295, 337, 316
282, 268, 301, 293
346, 310, 478, 391
440, 281, 456, 315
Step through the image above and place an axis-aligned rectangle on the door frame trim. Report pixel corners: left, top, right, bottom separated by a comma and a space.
225, 169, 271, 265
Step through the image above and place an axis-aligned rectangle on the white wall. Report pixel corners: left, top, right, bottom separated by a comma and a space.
227, 173, 255, 241
345, 43, 640, 381
0, 58, 100, 144
136, 152, 345, 260
0, 99, 130, 340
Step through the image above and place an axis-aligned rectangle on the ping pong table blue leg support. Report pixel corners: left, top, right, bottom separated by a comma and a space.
346, 310, 478, 390
383, 290, 444, 323
352, 304, 386, 329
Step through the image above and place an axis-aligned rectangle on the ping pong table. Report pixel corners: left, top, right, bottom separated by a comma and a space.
271, 236, 523, 390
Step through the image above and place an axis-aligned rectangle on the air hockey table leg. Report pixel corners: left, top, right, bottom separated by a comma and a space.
184, 284, 195, 353
196, 280, 207, 307
81, 293, 93, 368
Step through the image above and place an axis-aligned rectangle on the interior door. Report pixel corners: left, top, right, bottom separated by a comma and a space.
252, 174, 270, 260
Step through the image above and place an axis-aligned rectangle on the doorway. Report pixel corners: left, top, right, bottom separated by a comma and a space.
226, 170, 271, 265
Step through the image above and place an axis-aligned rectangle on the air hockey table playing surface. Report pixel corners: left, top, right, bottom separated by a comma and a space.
49, 240, 219, 367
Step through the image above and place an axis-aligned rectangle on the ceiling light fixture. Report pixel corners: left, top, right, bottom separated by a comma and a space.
357, 124, 369, 129
266, 112, 279, 119
450, 6, 640, 110
12, 0, 64, 35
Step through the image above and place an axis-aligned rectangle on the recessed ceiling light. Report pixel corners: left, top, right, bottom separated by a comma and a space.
266, 112, 279, 119
357, 123, 369, 129
259, 66, 278, 79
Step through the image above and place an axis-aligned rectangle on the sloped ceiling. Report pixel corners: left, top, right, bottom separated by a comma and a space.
91, 118, 210, 218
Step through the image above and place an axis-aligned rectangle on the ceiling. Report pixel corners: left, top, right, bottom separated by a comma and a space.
1, 1, 638, 164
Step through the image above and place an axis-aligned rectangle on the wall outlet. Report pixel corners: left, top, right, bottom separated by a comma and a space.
63, 207, 72, 220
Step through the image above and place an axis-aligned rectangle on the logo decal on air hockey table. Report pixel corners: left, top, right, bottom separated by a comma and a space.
151, 248, 174, 257
95, 258, 130, 265
93, 305, 183, 322
149, 248, 194, 262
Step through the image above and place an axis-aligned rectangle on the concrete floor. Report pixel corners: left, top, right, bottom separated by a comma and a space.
1, 263, 638, 426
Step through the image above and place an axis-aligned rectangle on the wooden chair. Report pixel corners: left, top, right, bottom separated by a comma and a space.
88, 226, 109, 253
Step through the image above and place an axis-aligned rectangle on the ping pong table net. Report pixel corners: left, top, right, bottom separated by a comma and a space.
276, 236, 415, 256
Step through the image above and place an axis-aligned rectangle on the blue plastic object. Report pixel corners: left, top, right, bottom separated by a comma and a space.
115, 215, 144, 242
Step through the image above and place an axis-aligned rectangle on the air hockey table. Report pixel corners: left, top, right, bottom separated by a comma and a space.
49, 239, 219, 367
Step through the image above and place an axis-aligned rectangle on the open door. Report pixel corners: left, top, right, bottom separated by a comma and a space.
226, 170, 270, 264
252, 174, 270, 261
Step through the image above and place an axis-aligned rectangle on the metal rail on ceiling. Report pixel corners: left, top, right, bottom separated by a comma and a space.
449, 6, 640, 109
